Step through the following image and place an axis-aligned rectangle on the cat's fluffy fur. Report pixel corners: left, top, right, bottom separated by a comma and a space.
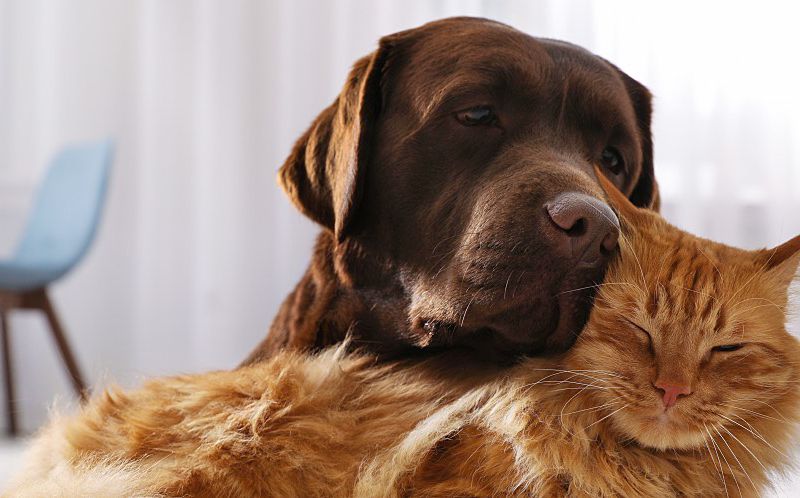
7, 175, 800, 498
6, 341, 800, 498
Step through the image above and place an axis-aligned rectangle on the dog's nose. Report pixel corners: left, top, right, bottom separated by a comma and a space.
545, 192, 620, 265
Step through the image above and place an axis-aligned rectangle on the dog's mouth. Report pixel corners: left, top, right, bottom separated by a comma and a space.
488, 263, 608, 358
545, 274, 603, 352
409, 252, 610, 360
413, 281, 601, 360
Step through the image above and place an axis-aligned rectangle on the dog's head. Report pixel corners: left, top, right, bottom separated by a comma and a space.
279, 17, 659, 357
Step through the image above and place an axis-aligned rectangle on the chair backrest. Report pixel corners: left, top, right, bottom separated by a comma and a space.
13, 140, 113, 273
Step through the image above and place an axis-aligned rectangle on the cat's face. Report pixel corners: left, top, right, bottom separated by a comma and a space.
564, 172, 800, 451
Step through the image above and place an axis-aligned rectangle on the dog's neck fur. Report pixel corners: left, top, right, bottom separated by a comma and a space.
242, 231, 413, 364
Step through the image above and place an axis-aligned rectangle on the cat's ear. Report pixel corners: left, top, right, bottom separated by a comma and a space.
594, 165, 649, 226
760, 234, 800, 288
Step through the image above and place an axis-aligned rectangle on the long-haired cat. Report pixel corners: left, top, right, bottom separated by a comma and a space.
7, 172, 800, 497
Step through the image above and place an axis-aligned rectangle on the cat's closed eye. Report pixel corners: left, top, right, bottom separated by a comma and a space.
711, 343, 745, 353
624, 319, 654, 352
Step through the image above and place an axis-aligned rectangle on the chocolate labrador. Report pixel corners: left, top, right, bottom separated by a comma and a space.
243, 17, 658, 364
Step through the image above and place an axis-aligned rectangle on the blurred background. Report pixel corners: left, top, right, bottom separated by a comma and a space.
1, 0, 799, 445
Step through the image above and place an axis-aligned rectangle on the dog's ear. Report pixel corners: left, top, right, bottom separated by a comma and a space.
616, 70, 660, 211
278, 39, 394, 241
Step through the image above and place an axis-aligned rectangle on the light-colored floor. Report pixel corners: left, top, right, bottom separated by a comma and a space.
2, 437, 800, 495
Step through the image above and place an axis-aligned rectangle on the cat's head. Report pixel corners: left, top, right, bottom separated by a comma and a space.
564, 169, 800, 451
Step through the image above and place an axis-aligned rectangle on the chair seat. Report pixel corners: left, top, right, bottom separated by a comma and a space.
0, 259, 67, 292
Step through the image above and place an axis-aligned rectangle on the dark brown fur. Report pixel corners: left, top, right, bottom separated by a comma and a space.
244, 17, 660, 364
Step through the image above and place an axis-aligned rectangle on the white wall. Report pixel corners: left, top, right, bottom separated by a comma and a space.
1, 0, 799, 434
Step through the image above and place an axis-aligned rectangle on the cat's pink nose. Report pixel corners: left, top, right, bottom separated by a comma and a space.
654, 381, 692, 409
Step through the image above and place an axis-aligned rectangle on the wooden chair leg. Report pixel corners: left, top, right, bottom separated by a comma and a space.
0, 309, 17, 436
39, 290, 89, 402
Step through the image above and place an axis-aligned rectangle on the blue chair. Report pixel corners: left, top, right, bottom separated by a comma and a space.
0, 140, 113, 436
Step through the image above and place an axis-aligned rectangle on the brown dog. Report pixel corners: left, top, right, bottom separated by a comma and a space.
244, 17, 659, 364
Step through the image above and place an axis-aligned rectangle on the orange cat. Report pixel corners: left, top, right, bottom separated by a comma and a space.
7, 173, 800, 497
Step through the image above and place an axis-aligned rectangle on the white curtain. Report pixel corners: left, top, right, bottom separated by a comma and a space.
1, 0, 799, 434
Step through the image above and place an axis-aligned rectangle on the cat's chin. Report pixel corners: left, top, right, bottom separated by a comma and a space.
613, 410, 708, 451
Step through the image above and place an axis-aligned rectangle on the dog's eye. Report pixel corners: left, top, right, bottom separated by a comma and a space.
456, 106, 496, 126
601, 147, 625, 175
712, 343, 745, 353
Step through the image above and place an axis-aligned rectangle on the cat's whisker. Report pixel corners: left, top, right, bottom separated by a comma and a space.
582, 404, 627, 431
720, 425, 769, 477
704, 424, 733, 498
528, 371, 620, 387
547, 381, 621, 396
724, 413, 790, 460
550, 387, 618, 394
728, 306, 780, 321
725, 399, 788, 422
519, 370, 623, 394
728, 306, 785, 327
555, 281, 640, 297
549, 372, 615, 386
530, 368, 623, 378
550, 377, 621, 389
518, 371, 608, 393
715, 426, 758, 493
540, 376, 620, 388
521, 371, 578, 388
728, 296, 784, 314
559, 400, 623, 416
720, 403, 762, 418
702, 433, 725, 486
558, 380, 613, 433
551, 383, 617, 392
536, 380, 616, 390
